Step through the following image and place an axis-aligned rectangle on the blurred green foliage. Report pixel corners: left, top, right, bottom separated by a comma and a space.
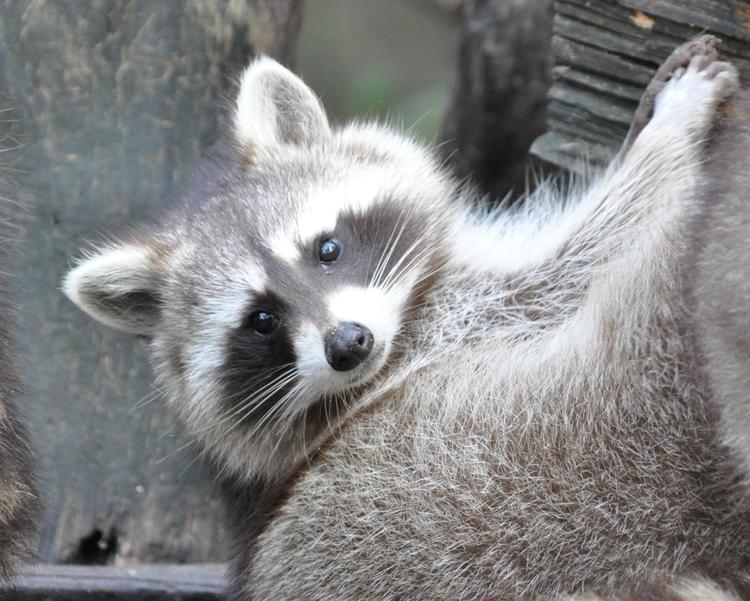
297, 0, 458, 141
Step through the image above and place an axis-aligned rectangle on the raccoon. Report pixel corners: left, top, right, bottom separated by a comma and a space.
64, 37, 750, 599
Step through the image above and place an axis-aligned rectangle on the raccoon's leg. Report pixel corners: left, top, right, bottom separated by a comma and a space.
452, 37, 738, 334
551, 35, 735, 267
449, 36, 735, 293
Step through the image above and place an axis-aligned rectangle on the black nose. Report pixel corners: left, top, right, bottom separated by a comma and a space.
324, 322, 374, 372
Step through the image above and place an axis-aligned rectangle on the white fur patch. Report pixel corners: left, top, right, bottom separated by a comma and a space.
235, 57, 281, 148
446, 197, 583, 277
269, 170, 385, 263
298, 171, 384, 243
269, 229, 301, 263
293, 322, 331, 392
204, 262, 268, 328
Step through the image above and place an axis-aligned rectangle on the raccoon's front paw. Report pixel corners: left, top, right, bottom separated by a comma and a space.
621, 36, 738, 154
633, 36, 720, 133
650, 38, 739, 136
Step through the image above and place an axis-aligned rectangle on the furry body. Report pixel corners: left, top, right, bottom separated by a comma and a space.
64, 39, 750, 600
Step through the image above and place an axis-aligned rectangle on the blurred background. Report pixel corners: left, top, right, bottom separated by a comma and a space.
297, 0, 459, 141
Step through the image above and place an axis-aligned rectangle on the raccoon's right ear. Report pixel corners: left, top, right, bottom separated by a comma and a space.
62, 244, 162, 336
233, 57, 331, 152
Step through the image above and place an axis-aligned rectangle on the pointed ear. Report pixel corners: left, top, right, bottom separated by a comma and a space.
63, 244, 162, 336
234, 57, 330, 151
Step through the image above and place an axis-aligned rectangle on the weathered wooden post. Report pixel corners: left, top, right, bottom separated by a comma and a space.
0, 0, 301, 568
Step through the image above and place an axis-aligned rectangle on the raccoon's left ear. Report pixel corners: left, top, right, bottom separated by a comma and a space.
233, 57, 331, 152
62, 244, 163, 336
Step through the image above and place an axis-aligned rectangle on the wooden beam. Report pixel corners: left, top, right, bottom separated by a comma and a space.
4, 564, 226, 600
440, 0, 554, 198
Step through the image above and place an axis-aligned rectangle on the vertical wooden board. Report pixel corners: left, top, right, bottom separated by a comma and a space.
0, 0, 301, 564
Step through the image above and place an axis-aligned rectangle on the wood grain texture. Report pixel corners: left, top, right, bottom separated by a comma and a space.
0, 0, 302, 564
531, 0, 750, 171
5, 564, 225, 600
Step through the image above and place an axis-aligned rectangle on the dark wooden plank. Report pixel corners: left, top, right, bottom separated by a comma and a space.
622, 0, 750, 41
531, 130, 616, 172
555, 13, 673, 67
3, 564, 225, 600
547, 103, 628, 147
552, 65, 643, 102
548, 80, 635, 125
0, 0, 302, 564
532, 0, 750, 170
551, 35, 654, 87
561, 0, 750, 58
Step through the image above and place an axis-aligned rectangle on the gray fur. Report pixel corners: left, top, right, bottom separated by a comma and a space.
240, 40, 750, 599
688, 84, 750, 495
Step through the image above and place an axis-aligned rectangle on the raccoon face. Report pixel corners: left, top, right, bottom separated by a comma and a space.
63, 58, 454, 480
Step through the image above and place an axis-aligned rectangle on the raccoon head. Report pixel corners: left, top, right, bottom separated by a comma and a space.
63, 58, 454, 482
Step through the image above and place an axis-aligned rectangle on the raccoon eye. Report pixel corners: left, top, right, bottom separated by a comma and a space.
246, 310, 279, 335
319, 238, 343, 264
